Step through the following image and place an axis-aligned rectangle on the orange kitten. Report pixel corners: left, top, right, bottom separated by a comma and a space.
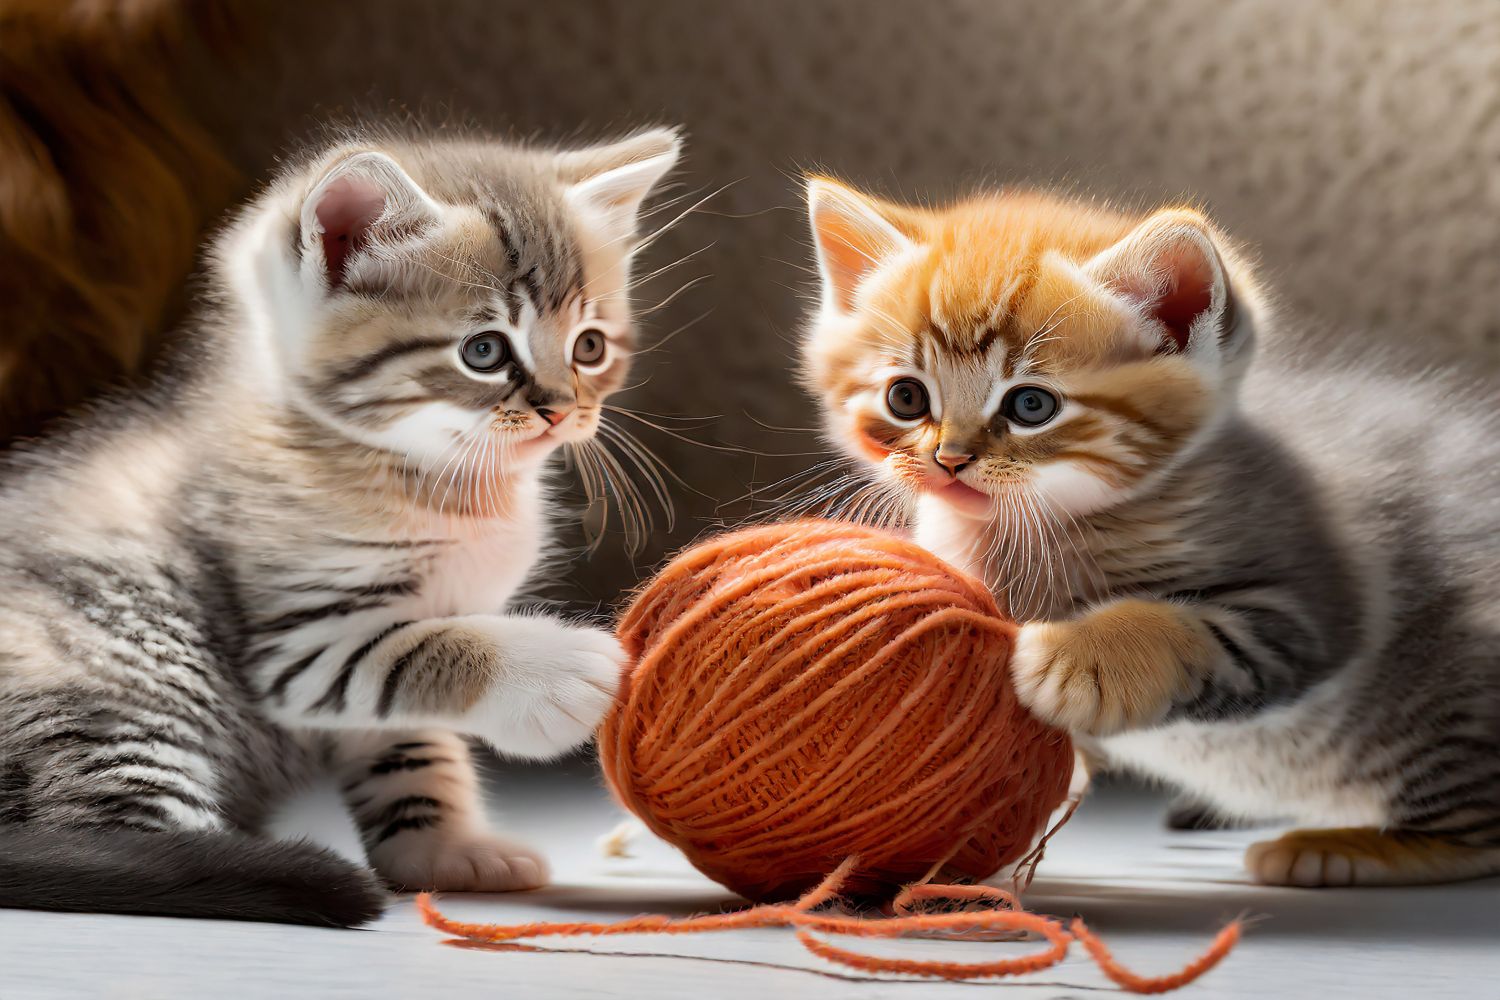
800, 179, 1500, 888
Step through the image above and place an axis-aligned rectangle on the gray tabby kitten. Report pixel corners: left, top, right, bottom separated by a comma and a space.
0, 126, 681, 925
800, 178, 1500, 886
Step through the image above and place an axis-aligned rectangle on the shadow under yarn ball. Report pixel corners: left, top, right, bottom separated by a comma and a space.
598, 519, 1075, 903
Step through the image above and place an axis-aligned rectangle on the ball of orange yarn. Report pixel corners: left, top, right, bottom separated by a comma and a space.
598, 519, 1075, 903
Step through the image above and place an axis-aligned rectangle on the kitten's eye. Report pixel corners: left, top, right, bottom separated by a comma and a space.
1002, 385, 1060, 427
572, 328, 607, 367
885, 378, 930, 421
461, 332, 511, 373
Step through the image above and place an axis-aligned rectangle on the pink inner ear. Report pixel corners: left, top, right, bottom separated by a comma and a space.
1151, 245, 1215, 353
314, 175, 388, 288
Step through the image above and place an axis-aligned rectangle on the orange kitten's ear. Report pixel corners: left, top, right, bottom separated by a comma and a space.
807, 179, 916, 314
1083, 209, 1244, 357
300, 152, 440, 291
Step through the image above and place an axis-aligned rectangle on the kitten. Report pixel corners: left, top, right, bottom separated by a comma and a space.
0, 126, 682, 925
800, 179, 1500, 887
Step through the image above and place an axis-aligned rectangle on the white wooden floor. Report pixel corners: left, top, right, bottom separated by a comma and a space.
3, 759, 1496, 999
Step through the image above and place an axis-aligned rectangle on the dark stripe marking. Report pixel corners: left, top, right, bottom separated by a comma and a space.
310, 622, 410, 714
335, 336, 455, 384
377, 634, 435, 717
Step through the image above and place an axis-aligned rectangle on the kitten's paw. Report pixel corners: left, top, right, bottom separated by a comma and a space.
1010, 601, 1205, 736
1246, 828, 1500, 887
480, 618, 626, 759
372, 829, 550, 892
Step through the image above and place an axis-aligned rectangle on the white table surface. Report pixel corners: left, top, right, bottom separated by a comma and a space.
2, 758, 1495, 1000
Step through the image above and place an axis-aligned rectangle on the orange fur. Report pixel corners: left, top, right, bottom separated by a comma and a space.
1247, 827, 1500, 887
803, 181, 1233, 515
1013, 599, 1215, 735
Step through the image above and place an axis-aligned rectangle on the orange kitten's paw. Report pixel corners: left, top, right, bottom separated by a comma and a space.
372, 830, 551, 893
1246, 828, 1500, 887
1011, 600, 1208, 735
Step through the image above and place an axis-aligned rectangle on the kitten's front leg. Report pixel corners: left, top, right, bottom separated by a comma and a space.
336, 730, 548, 892
1011, 599, 1218, 735
260, 614, 624, 759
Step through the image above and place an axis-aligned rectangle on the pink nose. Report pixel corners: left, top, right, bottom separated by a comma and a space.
535, 406, 570, 427
934, 448, 975, 476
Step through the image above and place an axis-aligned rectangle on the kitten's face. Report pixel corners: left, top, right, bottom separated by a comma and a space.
802, 182, 1253, 521
240, 130, 680, 479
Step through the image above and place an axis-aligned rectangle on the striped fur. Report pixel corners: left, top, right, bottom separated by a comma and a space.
802, 180, 1500, 886
0, 126, 681, 924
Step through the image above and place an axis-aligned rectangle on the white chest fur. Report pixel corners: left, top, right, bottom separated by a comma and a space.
417, 523, 543, 617
390, 483, 548, 621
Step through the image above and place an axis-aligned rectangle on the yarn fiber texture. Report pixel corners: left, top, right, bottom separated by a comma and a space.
598, 519, 1074, 902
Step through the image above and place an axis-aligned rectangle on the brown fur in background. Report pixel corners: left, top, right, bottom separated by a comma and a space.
0, 0, 239, 442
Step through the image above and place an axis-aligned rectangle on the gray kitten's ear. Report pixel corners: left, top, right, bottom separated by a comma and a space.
559, 127, 682, 232
1083, 209, 1243, 357
806, 178, 916, 315
299, 151, 441, 291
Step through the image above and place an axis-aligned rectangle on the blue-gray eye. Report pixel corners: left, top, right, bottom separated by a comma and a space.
1002, 385, 1060, 427
886, 378, 930, 420
461, 331, 511, 373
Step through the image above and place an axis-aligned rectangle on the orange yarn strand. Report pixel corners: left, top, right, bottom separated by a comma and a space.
415, 861, 1238, 992
1069, 917, 1242, 995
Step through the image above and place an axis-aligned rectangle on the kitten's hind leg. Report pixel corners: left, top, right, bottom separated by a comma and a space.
335, 729, 548, 892
11, 688, 233, 835
1246, 828, 1500, 887
2, 688, 383, 925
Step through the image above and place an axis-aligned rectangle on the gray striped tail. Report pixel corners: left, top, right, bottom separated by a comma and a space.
0, 826, 387, 927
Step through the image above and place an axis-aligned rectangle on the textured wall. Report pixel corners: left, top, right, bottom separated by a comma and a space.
175, 0, 1500, 605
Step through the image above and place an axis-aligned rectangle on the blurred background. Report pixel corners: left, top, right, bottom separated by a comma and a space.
5, 0, 1498, 609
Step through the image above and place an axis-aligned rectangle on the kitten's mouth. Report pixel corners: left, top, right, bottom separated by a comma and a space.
509, 426, 560, 455
930, 479, 993, 516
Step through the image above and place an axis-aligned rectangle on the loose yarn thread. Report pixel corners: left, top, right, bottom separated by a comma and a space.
416, 859, 1239, 993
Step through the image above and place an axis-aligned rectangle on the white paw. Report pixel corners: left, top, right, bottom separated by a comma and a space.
1246, 836, 1358, 887
372, 829, 550, 892
474, 617, 626, 759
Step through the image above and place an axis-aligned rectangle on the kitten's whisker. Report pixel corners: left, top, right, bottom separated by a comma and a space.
631, 308, 713, 358
750, 470, 861, 522
716, 459, 847, 513
606, 401, 721, 426
571, 441, 612, 553
628, 181, 737, 259
743, 413, 823, 434
630, 243, 715, 288
591, 437, 653, 554
603, 405, 818, 458
423, 425, 479, 519
406, 252, 505, 299
864, 303, 916, 344
575, 238, 710, 303
635, 273, 711, 317
437, 428, 487, 518
1027, 291, 1086, 342
596, 421, 678, 528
